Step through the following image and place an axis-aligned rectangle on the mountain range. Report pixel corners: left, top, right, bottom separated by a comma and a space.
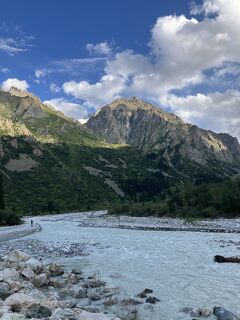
0, 88, 239, 213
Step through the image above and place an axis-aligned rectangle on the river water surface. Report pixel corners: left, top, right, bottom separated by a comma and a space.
23, 218, 240, 320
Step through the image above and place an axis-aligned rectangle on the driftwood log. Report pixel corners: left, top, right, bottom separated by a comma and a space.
214, 255, 240, 263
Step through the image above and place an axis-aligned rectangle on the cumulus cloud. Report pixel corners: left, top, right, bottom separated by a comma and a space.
62, 0, 240, 138
86, 42, 112, 56
1, 78, 29, 91
43, 97, 89, 121
165, 90, 240, 139
63, 74, 126, 107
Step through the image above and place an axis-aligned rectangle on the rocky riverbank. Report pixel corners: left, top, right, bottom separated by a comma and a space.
0, 249, 139, 320
76, 213, 240, 234
25, 211, 240, 234
0, 250, 239, 320
0, 223, 41, 243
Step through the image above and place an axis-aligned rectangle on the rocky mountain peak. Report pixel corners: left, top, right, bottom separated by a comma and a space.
9, 86, 41, 103
86, 97, 240, 166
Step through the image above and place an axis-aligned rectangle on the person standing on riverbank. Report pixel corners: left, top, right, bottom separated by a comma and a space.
31, 220, 33, 227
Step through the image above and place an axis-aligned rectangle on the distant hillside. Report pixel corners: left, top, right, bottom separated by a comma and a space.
0, 88, 159, 213
0, 89, 239, 214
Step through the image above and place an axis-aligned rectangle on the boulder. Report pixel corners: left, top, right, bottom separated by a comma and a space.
73, 287, 88, 299
47, 264, 64, 277
3, 293, 39, 312
71, 268, 82, 275
0, 269, 19, 282
41, 298, 59, 311
213, 307, 240, 320
21, 267, 35, 279
25, 258, 42, 273
3, 250, 31, 264
0, 283, 14, 300
50, 308, 77, 320
59, 298, 77, 308
24, 303, 52, 319
32, 273, 48, 288
0, 313, 27, 320
0, 306, 12, 317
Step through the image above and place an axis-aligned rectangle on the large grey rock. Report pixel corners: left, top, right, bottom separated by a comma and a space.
0, 313, 27, 320
3, 250, 31, 264
0, 283, 14, 300
50, 308, 77, 320
21, 267, 35, 279
213, 307, 240, 320
32, 273, 48, 288
3, 293, 39, 312
24, 303, 52, 319
0, 306, 12, 317
47, 264, 64, 277
0, 269, 19, 282
25, 258, 42, 273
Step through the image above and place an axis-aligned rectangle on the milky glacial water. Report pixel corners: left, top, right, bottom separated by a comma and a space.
24, 218, 240, 320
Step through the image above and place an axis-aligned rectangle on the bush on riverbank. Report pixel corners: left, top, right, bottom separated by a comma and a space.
110, 177, 240, 219
0, 209, 22, 226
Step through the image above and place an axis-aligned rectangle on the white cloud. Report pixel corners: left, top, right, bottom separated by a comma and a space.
35, 69, 47, 78
86, 42, 112, 56
49, 83, 61, 93
164, 90, 240, 139
1, 78, 29, 91
43, 97, 89, 120
0, 32, 33, 55
63, 74, 126, 107
61, 0, 240, 138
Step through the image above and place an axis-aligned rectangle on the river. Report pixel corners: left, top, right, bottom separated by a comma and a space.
22, 217, 240, 320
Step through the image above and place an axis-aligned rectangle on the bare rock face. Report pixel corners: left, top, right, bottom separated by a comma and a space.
86, 97, 240, 166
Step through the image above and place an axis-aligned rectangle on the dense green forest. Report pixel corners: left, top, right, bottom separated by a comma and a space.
110, 177, 240, 219
0, 175, 22, 226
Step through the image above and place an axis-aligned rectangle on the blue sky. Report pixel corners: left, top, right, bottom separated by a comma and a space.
0, 0, 240, 139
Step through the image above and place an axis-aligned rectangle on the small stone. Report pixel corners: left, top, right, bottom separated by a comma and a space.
21, 267, 35, 279
142, 288, 153, 294
146, 296, 160, 304
73, 287, 88, 299
190, 308, 201, 317
32, 273, 48, 288
121, 298, 142, 306
201, 307, 211, 317
48, 264, 64, 277
136, 292, 147, 298
71, 268, 82, 275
